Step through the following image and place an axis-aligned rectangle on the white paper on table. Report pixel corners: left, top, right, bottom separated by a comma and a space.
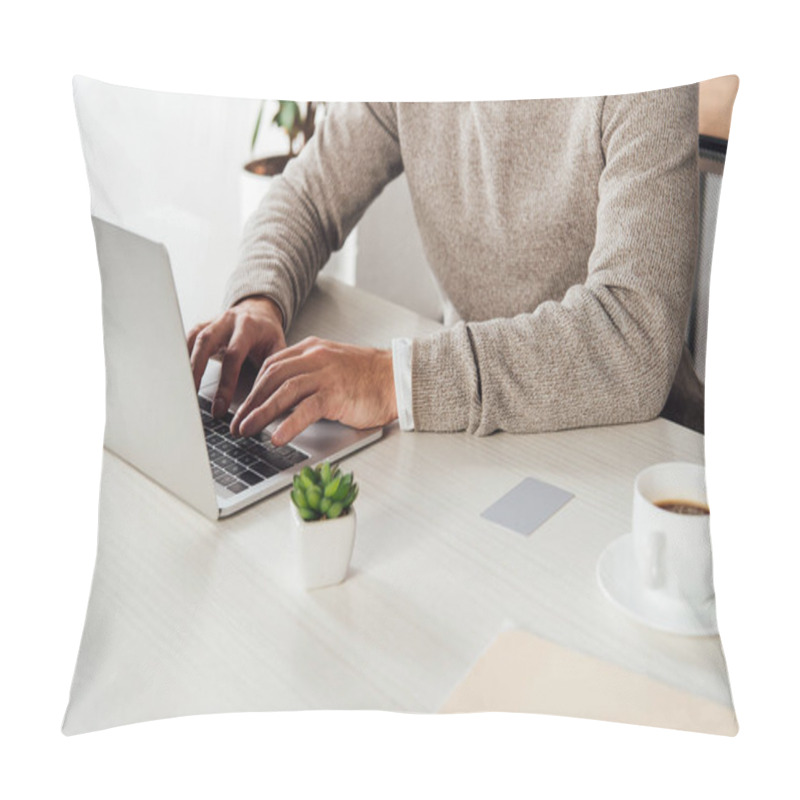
439, 628, 738, 736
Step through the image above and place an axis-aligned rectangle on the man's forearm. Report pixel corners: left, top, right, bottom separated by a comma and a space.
224, 102, 404, 331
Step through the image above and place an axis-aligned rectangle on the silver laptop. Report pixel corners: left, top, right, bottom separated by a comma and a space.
92, 216, 382, 519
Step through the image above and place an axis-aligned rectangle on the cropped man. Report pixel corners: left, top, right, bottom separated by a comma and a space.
189, 88, 699, 445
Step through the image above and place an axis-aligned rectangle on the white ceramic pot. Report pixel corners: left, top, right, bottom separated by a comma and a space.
291, 503, 357, 590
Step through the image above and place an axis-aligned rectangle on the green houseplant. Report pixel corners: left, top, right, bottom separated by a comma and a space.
291, 463, 358, 521
240, 99, 357, 283
290, 462, 359, 589
245, 100, 321, 178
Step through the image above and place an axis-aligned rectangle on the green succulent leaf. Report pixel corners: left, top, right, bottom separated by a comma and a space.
324, 475, 342, 498
299, 467, 317, 491
343, 484, 359, 508
306, 486, 322, 511
327, 501, 344, 519
298, 506, 319, 521
291, 488, 308, 509
333, 473, 352, 501
319, 497, 332, 515
320, 462, 332, 485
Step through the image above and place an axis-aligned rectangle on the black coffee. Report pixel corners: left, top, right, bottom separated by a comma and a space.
655, 500, 710, 516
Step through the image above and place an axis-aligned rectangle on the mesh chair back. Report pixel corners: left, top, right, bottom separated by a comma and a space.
687, 135, 727, 382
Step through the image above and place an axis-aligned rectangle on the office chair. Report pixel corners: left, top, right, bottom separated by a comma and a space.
661, 134, 727, 434
689, 135, 727, 382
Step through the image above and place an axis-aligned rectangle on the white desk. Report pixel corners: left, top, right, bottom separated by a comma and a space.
63, 278, 734, 734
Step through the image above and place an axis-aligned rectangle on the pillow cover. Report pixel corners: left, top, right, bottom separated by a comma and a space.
64, 76, 738, 736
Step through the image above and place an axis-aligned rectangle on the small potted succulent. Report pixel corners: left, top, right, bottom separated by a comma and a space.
290, 462, 359, 590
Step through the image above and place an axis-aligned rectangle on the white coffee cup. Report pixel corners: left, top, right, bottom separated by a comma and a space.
632, 462, 714, 613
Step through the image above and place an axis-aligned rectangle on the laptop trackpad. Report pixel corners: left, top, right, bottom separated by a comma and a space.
198, 356, 374, 467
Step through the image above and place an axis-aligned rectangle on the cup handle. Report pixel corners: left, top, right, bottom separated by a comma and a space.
642, 529, 665, 589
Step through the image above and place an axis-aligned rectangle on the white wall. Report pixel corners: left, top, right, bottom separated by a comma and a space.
74, 77, 256, 329
355, 173, 443, 322
73, 80, 357, 331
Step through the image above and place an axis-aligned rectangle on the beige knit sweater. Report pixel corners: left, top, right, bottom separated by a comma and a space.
226, 87, 699, 435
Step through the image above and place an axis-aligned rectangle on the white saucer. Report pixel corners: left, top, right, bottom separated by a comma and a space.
597, 534, 718, 636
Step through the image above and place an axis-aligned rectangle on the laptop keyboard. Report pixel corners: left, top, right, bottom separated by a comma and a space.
198, 396, 308, 494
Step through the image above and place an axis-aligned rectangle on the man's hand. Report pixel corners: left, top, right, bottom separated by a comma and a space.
230, 337, 398, 445
187, 296, 286, 418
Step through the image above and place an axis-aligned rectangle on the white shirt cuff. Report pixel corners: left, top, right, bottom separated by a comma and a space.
391, 337, 415, 431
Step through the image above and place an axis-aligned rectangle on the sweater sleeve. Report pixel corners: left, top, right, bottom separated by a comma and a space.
224, 103, 403, 330
411, 86, 699, 434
